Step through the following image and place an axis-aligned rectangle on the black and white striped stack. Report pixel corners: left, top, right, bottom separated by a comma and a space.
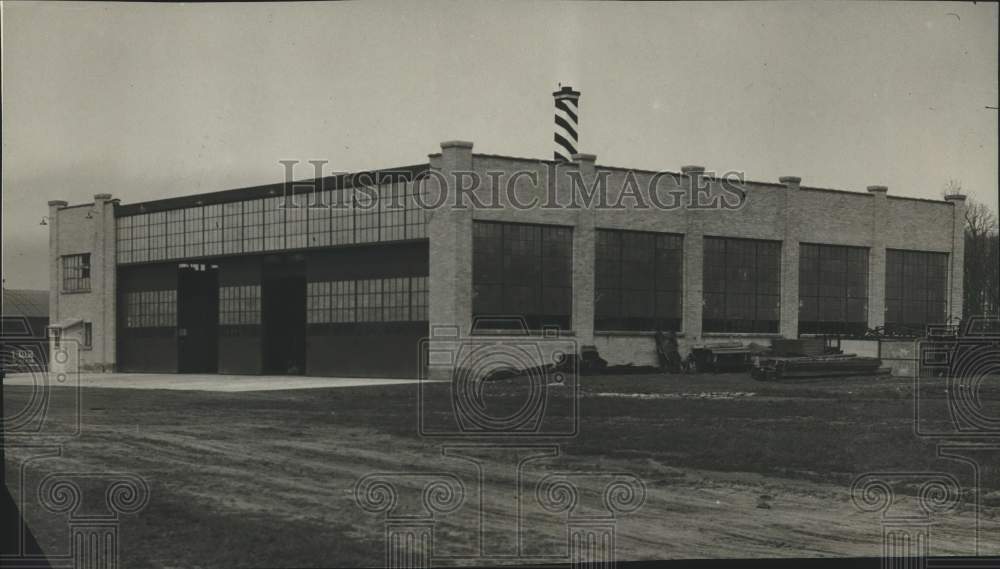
553, 85, 581, 162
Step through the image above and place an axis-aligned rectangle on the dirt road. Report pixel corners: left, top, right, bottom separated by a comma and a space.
4, 375, 998, 567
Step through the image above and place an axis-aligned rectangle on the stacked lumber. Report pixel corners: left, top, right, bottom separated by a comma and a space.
750, 353, 885, 381
770, 338, 828, 357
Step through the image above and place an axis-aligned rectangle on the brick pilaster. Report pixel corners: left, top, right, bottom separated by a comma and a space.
944, 193, 966, 321
681, 166, 705, 340
779, 176, 801, 338
867, 186, 889, 328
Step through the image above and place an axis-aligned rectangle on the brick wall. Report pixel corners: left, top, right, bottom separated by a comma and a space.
47, 141, 963, 377
48, 195, 117, 372
426, 141, 962, 375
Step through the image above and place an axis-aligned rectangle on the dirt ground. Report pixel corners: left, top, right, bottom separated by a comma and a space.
3, 372, 999, 567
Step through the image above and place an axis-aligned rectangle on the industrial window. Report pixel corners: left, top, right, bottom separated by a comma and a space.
380, 184, 407, 242
331, 188, 355, 246
117, 215, 134, 264
473, 221, 573, 331
83, 322, 93, 348
356, 278, 383, 322
354, 187, 380, 244
262, 196, 285, 251
203, 205, 224, 256
411, 276, 429, 321
166, 210, 185, 259
222, 202, 243, 255
184, 206, 205, 258
62, 254, 91, 292
115, 178, 430, 266
703, 237, 781, 333
147, 212, 167, 261
243, 199, 264, 253
124, 290, 177, 328
218, 285, 261, 325
799, 244, 869, 335
405, 181, 428, 240
285, 194, 309, 250
331, 280, 357, 323
594, 229, 683, 332
307, 281, 332, 324
306, 277, 427, 324
886, 249, 948, 332
132, 214, 149, 263
308, 189, 333, 248
382, 277, 410, 321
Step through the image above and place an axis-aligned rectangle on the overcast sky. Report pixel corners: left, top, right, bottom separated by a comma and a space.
2, 1, 997, 289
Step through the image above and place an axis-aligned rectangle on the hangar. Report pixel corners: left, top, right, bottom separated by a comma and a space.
46, 87, 965, 378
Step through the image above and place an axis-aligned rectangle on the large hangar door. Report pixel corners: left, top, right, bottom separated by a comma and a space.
217, 256, 264, 374
305, 243, 428, 378
117, 264, 180, 373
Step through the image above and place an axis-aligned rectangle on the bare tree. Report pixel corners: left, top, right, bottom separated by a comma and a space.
946, 181, 1000, 317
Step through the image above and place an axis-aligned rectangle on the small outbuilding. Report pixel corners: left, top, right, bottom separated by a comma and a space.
1, 288, 50, 372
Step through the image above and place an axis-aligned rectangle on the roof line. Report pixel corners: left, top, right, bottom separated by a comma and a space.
467, 153, 948, 203
115, 163, 430, 216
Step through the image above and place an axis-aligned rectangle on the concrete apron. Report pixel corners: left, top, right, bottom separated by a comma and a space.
2, 372, 439, 392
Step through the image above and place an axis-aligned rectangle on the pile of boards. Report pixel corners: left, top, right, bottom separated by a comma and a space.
750, 353, 887, 381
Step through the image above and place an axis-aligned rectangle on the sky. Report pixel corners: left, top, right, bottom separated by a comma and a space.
2, 1, 997, 289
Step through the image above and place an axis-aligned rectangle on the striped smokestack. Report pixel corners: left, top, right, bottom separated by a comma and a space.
553, 85, 581, 162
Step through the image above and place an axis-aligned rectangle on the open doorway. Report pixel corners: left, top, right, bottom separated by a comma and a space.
262, 255, 306, 374
178, 263, 219, 373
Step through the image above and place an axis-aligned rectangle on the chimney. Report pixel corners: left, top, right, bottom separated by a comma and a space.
553, 85, 581, 162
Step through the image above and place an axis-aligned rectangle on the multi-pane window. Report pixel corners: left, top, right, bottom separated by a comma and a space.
703, 237, 781, 333
306, 277, 426, 323
184, 206, 205, 258
356, 278, 383, 322
148, 212, 167, 261
799, 244, 869, 335
308, 190, 333, 248
405, 181, 428, 240
243, 199, 264, 253
222, 202, 243, 255
595, 230, 683, 331
116, 215, 134, 264
307, 281, 332, 324
218, 285, 261, 325
285, 194, 308, 249
382, 277, 410, 321
263, 196, 285, 251
115, 177, 431, 265
380, 184, 407, 242
331, 280, 357, 323
473, 221, 573, 331
411, 276, 429, 321
203, 205, 224, 256
132, 214, 149, 263
354, 187, 380, 243
331, 188, 355, 246
886, 249, 948, 331
62, 254, 91, 292
124, 290, 177, 328
166, 210, 185, 259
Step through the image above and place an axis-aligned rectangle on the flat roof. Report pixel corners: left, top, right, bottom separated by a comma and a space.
111, 152, 953, 216
2, 288, 49, 319
115, 163, 430, 216
473, 152, 951, 204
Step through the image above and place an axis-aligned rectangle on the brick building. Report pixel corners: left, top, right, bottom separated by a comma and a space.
46, 89, 965, 378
